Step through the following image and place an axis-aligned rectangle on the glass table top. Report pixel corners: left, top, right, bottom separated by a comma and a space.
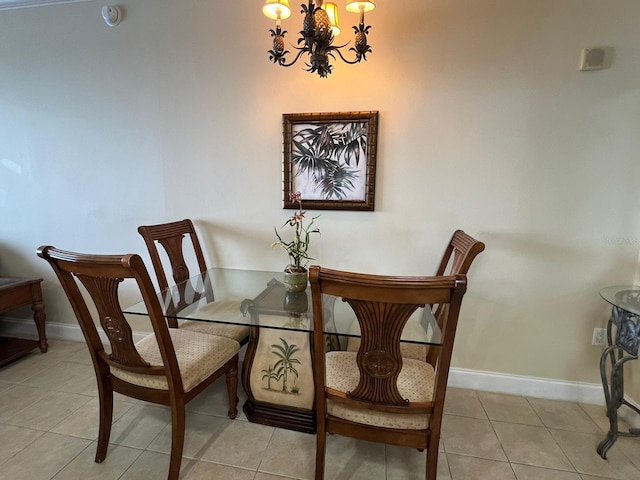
125, 268, 442, 346
600, 286, 640, 317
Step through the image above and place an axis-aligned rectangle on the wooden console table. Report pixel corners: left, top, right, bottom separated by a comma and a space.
0, 277, 48, 366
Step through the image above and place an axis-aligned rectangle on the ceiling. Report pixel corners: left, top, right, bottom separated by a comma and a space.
0, 0, 90, 10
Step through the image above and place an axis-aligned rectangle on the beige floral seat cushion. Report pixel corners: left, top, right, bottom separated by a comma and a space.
325, 351, 434, 430
182, 300, 249, 342
179, 321, 249, 342
111, 329, 240, 393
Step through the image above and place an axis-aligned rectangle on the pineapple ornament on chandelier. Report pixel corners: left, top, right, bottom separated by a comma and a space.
262, 0, 376, 78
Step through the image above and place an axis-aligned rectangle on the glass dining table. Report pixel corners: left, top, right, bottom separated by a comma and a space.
125, 267, 443, 433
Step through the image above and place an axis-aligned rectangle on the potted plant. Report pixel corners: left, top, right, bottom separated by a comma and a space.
272, 192, 320, 292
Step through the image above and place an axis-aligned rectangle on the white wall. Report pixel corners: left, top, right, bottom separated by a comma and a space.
1, 0, 639, 393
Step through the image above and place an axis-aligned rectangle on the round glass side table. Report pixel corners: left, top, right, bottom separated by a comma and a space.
597, 285, 640, 458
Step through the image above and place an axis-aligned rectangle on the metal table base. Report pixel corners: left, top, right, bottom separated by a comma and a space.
598, 288, 640, 458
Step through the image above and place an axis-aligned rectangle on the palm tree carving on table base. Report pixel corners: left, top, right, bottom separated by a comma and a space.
261, 338, 301, 395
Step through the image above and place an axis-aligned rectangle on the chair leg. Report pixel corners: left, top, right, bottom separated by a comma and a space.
226, 356, 238, 419
168, 403, 186, 480
426, 440, 439, 480
315, 426, 326, 480
95, 380, 113, 463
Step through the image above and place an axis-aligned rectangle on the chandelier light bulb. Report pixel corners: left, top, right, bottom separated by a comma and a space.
322, 2, 341, 37
263, 0, 291, 20
345, 1, 376, 14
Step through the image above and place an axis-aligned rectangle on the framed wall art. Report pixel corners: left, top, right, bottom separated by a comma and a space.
282, 111, 378, 211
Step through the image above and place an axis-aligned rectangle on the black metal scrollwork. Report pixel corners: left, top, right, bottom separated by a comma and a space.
616, 312, 640, 356
267, 1, 373, 78
598, 296, 640, 459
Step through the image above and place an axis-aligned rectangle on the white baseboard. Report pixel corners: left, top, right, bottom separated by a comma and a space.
448, 367, 605, 405
0, 317, 150, 347
0, 318, 611, 406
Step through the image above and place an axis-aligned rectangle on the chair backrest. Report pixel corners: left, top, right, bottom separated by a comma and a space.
138, 219, 210, 324
426, 230, 483, 366
435, 229, 485, 277
137, 219, 208, 292
37, 246, 182, 390
310, 266, 467, 415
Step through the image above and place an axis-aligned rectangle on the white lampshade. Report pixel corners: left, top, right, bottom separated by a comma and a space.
345, 1, 376, 14
322, 2, 341, 37
263, 0, 291, 20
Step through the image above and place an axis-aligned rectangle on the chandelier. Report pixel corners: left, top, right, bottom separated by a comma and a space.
262, 0, 376, 78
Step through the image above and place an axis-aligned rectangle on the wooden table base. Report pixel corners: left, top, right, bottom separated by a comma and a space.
240, 282, 317, 434
243, 398, 316, 434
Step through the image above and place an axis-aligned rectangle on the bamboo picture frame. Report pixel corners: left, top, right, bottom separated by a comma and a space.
282, 111, 379, 211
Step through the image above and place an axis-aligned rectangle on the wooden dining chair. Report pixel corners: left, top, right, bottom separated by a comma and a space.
309, 266, 467, 480
435, 229, 485, 278
37, 246, 240, 480
347, 229, 484, 360
423, 229, 484, 365
138, 219, 249, 345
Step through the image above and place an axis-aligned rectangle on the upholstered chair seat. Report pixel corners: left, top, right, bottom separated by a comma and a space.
111, 329, 240, 392
325, 351, 435, 430
182, 299, 250, 342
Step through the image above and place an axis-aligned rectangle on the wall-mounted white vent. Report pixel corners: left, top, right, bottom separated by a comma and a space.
0, 0, 91, 10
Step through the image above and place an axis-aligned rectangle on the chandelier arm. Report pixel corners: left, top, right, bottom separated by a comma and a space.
279, 48, 309, 67
333, 47, 362, 65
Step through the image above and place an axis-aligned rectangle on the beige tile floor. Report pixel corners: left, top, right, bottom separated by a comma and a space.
1, 339, 640, 480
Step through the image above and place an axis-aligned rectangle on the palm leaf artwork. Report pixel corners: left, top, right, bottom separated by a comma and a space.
333, 122, 368, 167
291, 121, 368, 200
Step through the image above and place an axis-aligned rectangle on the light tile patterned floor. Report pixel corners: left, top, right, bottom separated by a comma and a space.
1, 339, 640, 480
